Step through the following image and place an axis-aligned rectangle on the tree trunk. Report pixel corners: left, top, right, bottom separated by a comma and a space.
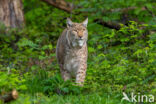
0, 0, 24, 28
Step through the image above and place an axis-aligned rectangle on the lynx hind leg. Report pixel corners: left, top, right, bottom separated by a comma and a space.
60, 70, 71, 81
76, 69, 86, 86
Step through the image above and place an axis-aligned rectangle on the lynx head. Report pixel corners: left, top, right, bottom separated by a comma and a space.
66, 18, 88, 48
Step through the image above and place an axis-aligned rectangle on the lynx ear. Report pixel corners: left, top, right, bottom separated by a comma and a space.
82, 18, 88, 27
67, 18, 73, 28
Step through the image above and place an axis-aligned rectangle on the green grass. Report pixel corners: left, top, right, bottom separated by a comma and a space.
10, 93, 133, 104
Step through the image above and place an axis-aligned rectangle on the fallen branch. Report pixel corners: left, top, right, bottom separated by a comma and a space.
105, 6, 146, 13
145, 6, 155, 18
94, 19, 122, 30
0, 89, 18, 103
41, 0, 73, 13
40, 1, 154, 30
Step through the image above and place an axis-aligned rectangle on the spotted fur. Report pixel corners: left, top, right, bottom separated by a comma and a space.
56, 18, 88, 86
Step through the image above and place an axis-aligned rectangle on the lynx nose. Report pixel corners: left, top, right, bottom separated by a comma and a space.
79, 36, 82, 39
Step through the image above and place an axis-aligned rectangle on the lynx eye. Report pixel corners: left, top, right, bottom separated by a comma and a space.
72, 30, 77, 33
72, 30, 77, 35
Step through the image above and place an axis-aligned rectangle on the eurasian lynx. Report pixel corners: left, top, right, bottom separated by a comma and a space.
56, 18, 88, 86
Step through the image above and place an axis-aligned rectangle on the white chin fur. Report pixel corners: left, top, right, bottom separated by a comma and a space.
78, 40, 84, 47
72, 40, 84, 47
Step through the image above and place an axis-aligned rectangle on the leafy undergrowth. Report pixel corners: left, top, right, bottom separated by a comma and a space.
0, 21, 155, 103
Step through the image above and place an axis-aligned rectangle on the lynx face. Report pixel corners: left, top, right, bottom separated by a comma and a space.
67, 18, 88, 48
